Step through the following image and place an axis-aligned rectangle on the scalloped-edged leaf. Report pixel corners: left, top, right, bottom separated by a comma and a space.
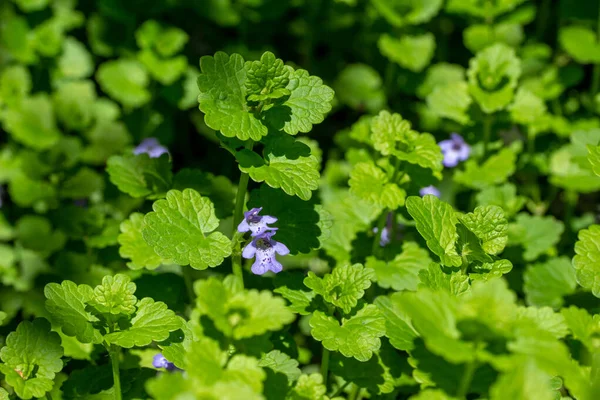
524, 257, 577, 308
559, 26, 600, 64
460, 205, 508, 255
367, 242, 432, 291
2, 94, 60, 150
0, 318, 63, 400
104, 298, 182, 348
142, 189, 232, 270
372, 0, 443, 27
310, 305, 386, 362
304, 263, 374, 313
573, 224, 600, 297
349, 162, 406, 210
96, 59, 151, 108
333, 64, 386, 113
89, 274, 137, 316
406, 195, 462, 267
118, 213, 163, 270
454, 147, 517, 189
107, 153, 172, 198
197, 51, 267, 141
467, 43, 521, 113
509, 214, 564, 261
44, 280, 103, 344
427, 81, 472, 125
238, 134, 319, 200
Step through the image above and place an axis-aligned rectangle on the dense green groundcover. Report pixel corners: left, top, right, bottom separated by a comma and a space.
2, 0, 600, 399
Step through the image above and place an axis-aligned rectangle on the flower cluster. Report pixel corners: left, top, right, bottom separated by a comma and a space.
238, 207, 289, 275
133, 137, 169, 158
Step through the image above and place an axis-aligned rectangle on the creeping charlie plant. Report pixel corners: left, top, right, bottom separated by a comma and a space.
1, 0, 600, 399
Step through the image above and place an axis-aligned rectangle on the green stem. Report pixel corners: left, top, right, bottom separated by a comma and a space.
527, 129, 535, 164
320, 347, 330, 388
182, 266, 195, 304
456, 358, 478, 399
109, 345, 122, 400
349, 385, 362, 400
371, 210, 389, 257
330, 381, 350, 398
231, 140, 255, 287
482, 114, 493, 158
384, 62, 397, 97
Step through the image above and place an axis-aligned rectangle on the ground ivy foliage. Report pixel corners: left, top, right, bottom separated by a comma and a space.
3, 1, 600, 399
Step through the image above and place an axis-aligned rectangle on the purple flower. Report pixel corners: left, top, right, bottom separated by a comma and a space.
419, 186, 441, 198
242, 231, 289, 275
133, 138, 169, 158
152, 353, 178, 371
374, 212, 394, 247
237, 207, 278, 237
439, 133, 470, 168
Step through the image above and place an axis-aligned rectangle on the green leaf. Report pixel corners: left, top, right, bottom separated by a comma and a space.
8, 174, 56, 209
286, 374, 328, 400
524, 257, 577, 308
509, 214, 564, 261
460, 205, 508, 255
56, 37, 94, 80
60, 167, 104, 199
304, 263, 374, 313
447, 0, 527, 20
138, 50, 187, 85
16, 215, 66, 257
587, 144, 600, 177
561, 306, 600, 351
372, 0, 443, 27
475, 183, 525, 218
44, 280, 103, 344
135, 20, 188, 57
142, 189, 232, 270
508, 88, 548, 128
489, 359, 554, 400
0, 318, 63, 400
406, 195, 462, 267
515, 307, 569, 339
370, 111, 443, 173
379, 33, 436, 73
349, 162, 406, 210
427, 81, 472, 125
53, 80, 97, 131
367, 242, 432, 291
89, 274, 137, 316
106, 154, 172, 198
258, 350, 301, 382
455, 147, 517, 189
0, 65, 31, 107
418, 263, 471, 296
559, 26, 600, 64
463, 23, 524, 54
82, 121, 132, 165
573, 224, 600, 297
333, 64, 386, 113
104, 298, 182, 348
197, 52, 267, 141
417, 62, 465, 98
265, 68, 335, 135
245, 51, 291, 101
238, 134, 319, 201
374, 295, 418, 351
2, 94, 60, 150
467, 43, 521, 113
195, 277, 295, 339
310, 304, 386, 361
96, 59, 151, 108
172, 168, 235, 219
118, 212, 163, 270
248, 185, 321, 254
550, 144, 600, 193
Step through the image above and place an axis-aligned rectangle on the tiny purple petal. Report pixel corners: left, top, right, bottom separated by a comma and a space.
419, 186, 441, 198
133, 138, 169, 159
439, 133, 470, 168
379, 226, 391, 247
152, 353, 177, 371
246, 231, 288, 275
238, 207, 278, 237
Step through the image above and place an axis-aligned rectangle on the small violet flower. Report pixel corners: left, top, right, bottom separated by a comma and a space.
133, 137, 169, 158
373, 212, 394, 247
152, 353, 178, 371
419, 186, 441, 198
237, 207, 278, 237
438, 133, 470, 168
242, 231, 289, 275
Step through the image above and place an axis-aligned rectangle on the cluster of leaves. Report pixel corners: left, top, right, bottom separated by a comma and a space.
2, 0, 600, 399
